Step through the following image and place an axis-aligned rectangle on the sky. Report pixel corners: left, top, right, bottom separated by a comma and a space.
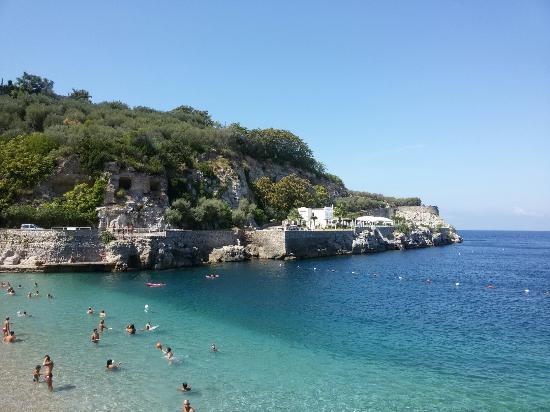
1, 0, 549, 230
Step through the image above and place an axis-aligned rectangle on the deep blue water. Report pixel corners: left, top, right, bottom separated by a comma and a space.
1, 230, 549, 411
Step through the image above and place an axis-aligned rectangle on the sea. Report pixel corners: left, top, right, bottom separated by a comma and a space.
1, 230, 549, 412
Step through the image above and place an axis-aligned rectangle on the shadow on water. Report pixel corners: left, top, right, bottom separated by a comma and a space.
55, 384, 77, 392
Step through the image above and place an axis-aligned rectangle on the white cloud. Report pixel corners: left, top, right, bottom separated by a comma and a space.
512, 206, 537, 217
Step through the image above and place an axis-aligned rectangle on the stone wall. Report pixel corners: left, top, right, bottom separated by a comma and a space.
284, 230, 355, 258
0, 229, 102, 266
244, 230, 286, 259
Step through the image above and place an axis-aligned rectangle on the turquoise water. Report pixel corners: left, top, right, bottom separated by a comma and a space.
1, 230, 550, 411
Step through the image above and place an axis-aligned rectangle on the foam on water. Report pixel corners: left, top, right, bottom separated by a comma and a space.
1, 230, 549, 411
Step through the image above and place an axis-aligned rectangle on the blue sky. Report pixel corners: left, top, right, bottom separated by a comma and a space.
1, 0, 549, 230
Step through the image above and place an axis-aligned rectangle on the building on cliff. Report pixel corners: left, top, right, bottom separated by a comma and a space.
297, 206, 334, 229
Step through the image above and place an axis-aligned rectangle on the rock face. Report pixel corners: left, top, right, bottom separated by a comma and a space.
208, 245, 248, 263
352, 227, 398, 253
97, 162, 169, 231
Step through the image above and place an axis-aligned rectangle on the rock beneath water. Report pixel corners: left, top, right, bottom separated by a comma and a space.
209, 245, 249, 263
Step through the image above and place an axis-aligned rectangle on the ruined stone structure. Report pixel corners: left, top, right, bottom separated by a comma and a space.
97, 162, 169, 231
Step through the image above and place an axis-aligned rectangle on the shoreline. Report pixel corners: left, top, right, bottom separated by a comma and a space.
0, 227, 461, 274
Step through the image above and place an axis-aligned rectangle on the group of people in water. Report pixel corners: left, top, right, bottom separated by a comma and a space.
2, 279, 218, 411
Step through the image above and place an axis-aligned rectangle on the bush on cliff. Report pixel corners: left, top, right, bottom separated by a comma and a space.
231, 199, 265, 228
165, 197, 234, 230
192, 198, 233, 230
0, 133, 58, 210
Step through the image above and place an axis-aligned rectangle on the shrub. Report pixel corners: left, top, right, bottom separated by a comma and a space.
100, 231, 116, 244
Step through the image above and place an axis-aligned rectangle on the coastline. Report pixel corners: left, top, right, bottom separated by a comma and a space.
0, 225, 462, 273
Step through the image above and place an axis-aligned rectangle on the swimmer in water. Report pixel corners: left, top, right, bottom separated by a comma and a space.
210, 343, 218, 352
182, 399, 195, 412
47, 293, 53, 299
106, 359, 120, 370
87, 307, 94, 315
179, 382, 192, 392
91, 328, 100, 343
33, 365, 41, 383
99, 310, 106, 318
3, 331, 16, 343
27, 292, 32, 299
34, 290, 39, 296
164, 347, 174, 360
126, 324, 136, 335
98, 319, 108, 332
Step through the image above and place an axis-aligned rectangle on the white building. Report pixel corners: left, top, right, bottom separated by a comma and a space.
297, 206, 334, 229
355, 216, 394, 227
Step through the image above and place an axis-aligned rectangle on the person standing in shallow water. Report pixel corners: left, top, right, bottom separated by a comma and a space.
91, 329, 100, 343
45, 372, 53, 391
42, 355, 53, 375
2, 317, 10, 337
33, 365, 41, 383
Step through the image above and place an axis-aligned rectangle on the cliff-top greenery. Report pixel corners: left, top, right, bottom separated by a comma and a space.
0, 73, 420, 228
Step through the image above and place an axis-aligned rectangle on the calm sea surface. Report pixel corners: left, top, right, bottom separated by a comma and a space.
1, 230, 549, 411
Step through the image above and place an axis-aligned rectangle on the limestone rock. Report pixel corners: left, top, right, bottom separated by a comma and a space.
209, 245, 248, 263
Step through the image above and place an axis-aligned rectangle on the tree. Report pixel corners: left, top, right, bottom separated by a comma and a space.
69, 89, 91, 101
15, 72, 54, 95
232, 199, 262, 228
253, 174, 317, 219
192, 197, 232, 230
165, 198, 194, 228
286, 208, 302, 224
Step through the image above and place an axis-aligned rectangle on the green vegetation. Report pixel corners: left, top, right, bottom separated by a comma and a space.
0, 73, 424, 230
165, 197, 235, 230
253, 174, 329, 220
0, 178, 107, 228
392, 215, 412, 235
100, 230, 117, 244
0, 133, 58, 209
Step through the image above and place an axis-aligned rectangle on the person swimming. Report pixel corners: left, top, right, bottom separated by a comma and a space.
87, 307, 94, 315
126, 324, 136, 335
91, 328, 100, 343
179, 382, 192, 392
47, 293, 53, 299
33, 365, 41, 383
210, 343, 219, 352
164, 347, 174, 360
106, 359, 120, 370
27, 292, 32, 299
99, 310, 106, 318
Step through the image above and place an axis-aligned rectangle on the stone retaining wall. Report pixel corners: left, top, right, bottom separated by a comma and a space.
0, 229, 102, 265
284, 230, 355, 258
